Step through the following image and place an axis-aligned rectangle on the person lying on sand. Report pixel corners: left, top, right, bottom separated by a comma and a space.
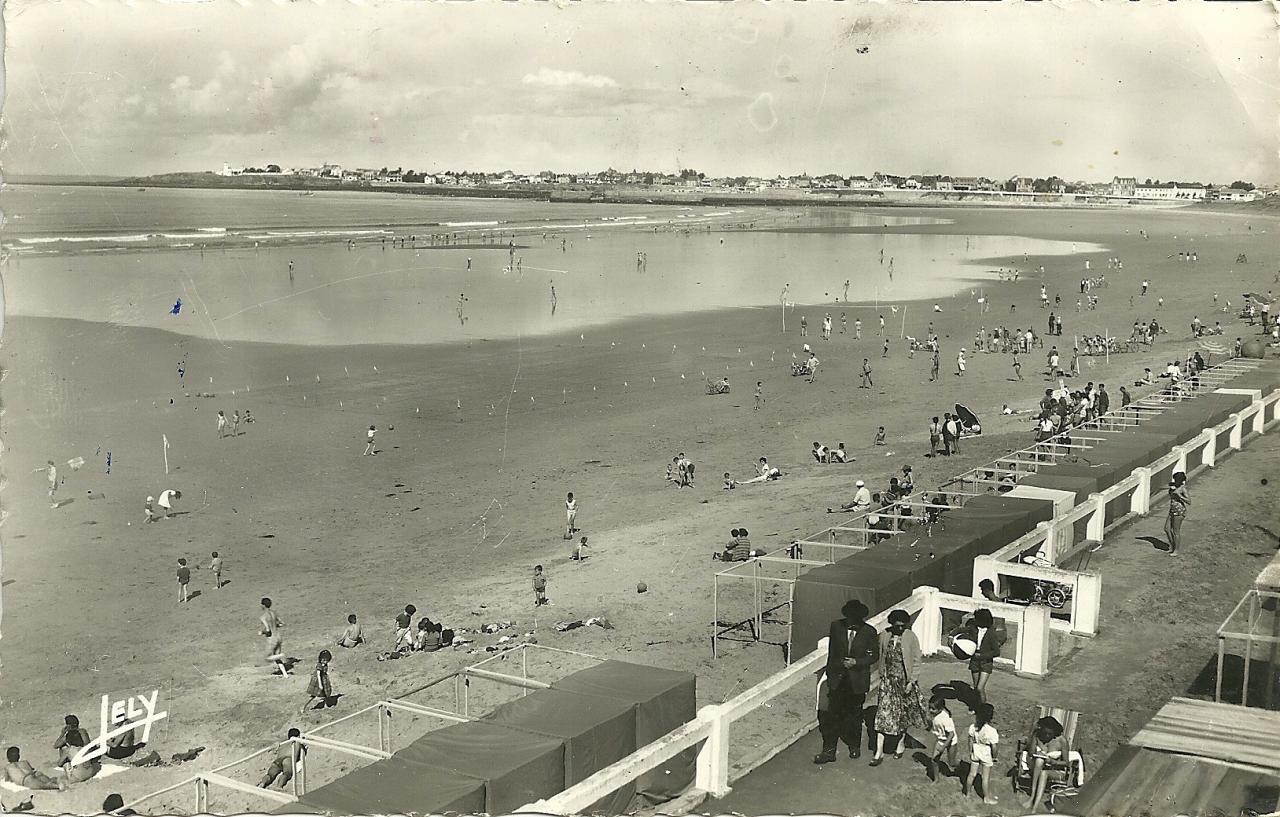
258, 729, 305, 789
4, 747, 66, 791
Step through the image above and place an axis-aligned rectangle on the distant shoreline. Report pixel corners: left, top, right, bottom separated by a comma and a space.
17, 172, 1270, 213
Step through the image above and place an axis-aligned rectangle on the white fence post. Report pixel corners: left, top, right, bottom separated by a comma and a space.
913, 586, 942, 655
972, 558, 998, 599
1175, 445, 1188, 474
695, 704, 731, 798
1251, 401, 1265, 435
1015, 604, 1051, 678
1200, 429, 1216, 468
1230, 412, 1243, 449
1072, 572, 1102, 637
1130, 467, 1151, 516
1085, 492, 1106, 541
1039, 521, 1057, 564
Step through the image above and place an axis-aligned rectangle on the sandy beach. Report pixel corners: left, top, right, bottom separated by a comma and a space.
2, 201, 1279, 814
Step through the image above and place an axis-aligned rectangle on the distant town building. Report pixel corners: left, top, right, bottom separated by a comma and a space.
1135, 183, 1205, 200
1110, 176, 1138, 197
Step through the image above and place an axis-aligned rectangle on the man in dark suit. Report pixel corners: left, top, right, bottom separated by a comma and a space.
814, 599, 880, 763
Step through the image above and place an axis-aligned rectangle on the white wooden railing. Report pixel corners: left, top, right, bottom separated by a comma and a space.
525, 377, 1279, 814
520, 584, 1050, 811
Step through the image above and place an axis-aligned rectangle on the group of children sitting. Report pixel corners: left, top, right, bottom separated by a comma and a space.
712, 528, 766, 562
333, 605, 452, 661
811, 442, 852, 463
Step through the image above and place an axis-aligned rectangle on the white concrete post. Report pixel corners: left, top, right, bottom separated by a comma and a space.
1251, 401, 1265, 434
1230, 412, 1243, 449
1086, 492, 1106, 541
972, 557, 998, 599
694, 704, 731, 797
912, 587, 943, 655
1201, 429, 1217, 468
1038, 521, 1057, 565
1175, 445, 1188, 474
1130, 467, 1152, 516
1014, 605, 1051, 678
1072, 572, 1102, 637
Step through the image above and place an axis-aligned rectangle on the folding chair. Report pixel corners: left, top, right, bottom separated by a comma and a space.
1013, 706, 1086, 812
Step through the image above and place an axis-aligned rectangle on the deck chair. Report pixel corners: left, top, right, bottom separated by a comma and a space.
1013, 706, 1086, 812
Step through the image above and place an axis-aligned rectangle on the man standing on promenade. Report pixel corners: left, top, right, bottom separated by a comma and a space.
814, 600, 880, 764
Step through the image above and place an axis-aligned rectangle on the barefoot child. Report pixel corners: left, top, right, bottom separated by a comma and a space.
363, 425, 376, 456
571, 536, 588, 561
260, 598, 287, 676
300, 650, 333, 714
564, 492, 578, 538
964, 703, 1000, 804
533, 565, 548, 606
257, 729, 305, 789
874, 427, 886, 446
176, 559, 191, 603
927, 695, 957, 781
393, 605, 416, 653
209, 552, 223, 589
144, 495, 157, 524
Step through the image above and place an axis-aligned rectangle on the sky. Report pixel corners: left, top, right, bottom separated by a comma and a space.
3, 1, 1278, 184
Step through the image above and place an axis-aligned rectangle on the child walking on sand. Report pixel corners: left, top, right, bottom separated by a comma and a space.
209, 551, 223, 589
533, 565, 549, 606
964, 703, 1000, 804
363, 425, 376, 456
300, 650, 333, 714
564, 492, 578, 538
176, 558, 191, 603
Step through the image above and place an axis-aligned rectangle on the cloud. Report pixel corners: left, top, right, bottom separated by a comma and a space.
521, 68, 618, 89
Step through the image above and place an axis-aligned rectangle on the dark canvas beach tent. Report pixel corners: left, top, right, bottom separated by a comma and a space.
954, 403, 981, 434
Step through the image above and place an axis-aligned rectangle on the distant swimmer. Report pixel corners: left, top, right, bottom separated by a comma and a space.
288, 260, 295, 284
